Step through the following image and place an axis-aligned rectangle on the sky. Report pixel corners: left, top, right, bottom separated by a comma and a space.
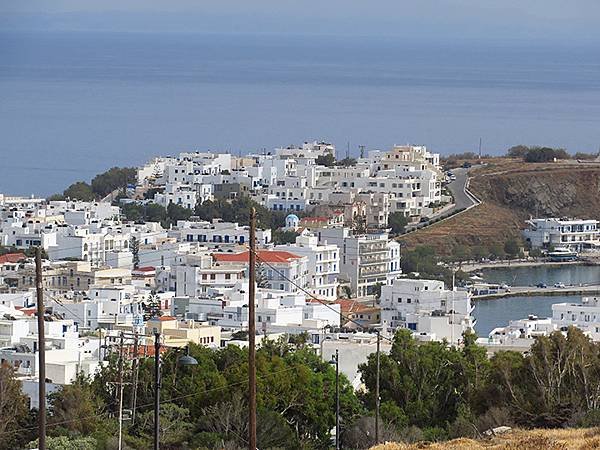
1, 1, 600, 42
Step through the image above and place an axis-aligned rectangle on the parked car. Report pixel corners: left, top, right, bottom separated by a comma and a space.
536, 283, 547, 288
554, 282, 565, 288
462, 162, 472, 168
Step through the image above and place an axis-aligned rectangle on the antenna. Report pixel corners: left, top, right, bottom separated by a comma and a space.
359, 145, 365, 159
346, 142, 350, 159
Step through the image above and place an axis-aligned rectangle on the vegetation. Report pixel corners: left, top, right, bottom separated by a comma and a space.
389, 212, 409, 235
62, 181, 96, 202
335, 157, 357, 167
272, 229, 299, 245
194, 196, 288, 230
91, 167, 137, 198
52, 167, 136, 201
359, 327, 600, 446
0, 366, 31, 450
130, 236, 140, 269
7, 329, 600, 448
507, 144, 597, 162
315, 153, 336, 167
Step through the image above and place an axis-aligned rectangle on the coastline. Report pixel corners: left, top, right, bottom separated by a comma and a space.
473, 285, 600, 301
461, 258, 598, 273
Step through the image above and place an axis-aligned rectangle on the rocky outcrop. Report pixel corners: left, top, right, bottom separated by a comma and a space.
403, 163, 600, 255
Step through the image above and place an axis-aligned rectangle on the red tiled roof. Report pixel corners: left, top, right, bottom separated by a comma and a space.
134, 266, 155, 273
214, 250, 302, 264
0, 253, 26, 264
333, 299, 373, 314
300, 217, 329, 223
155, 315, 176, 321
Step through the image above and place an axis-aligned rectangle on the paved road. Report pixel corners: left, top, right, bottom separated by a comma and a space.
445, 167, 477, 212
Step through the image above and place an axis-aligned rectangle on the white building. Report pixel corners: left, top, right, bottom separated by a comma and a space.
175, 253, 246, 297
171, 219, 271, 246
316, 227, 401, 297
552, 296, 600, 340
380, 278, 474, 344
274, 234, 339, 300
523, 218, 600, 251
213, 250, 309, 293
176, 281, 340, 331
480, 315, 558, 353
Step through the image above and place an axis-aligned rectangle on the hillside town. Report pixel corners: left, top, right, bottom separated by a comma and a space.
4, 141, 600, 448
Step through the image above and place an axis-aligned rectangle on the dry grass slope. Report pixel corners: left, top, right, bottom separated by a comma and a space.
402, 158, 600, 255
371, 428, 600, 450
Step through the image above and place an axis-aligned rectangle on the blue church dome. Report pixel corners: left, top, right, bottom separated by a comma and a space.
285, 214, 300, 228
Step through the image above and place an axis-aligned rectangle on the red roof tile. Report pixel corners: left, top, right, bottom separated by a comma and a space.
0, 253, 26, 264
214, 250, 302, 264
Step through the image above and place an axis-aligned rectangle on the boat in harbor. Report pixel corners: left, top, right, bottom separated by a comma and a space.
547, 247, 578, 262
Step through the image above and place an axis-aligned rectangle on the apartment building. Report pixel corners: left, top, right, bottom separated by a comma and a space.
523, 218, 600, 251
316, 227, 401, 297
171, 219, 271, 246
213, 250, 309, 293
380, 278, 475, 344
274, 234, 340, 300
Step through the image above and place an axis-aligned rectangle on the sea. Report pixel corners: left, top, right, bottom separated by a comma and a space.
473, 264, 600, 336
2, 31, 600, 196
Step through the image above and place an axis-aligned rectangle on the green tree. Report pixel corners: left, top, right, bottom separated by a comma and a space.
0, 366, 30, 450
506, 145, 530, 158
359, 329, 466, 429
145, 203, 167, 222
130, 236, 140, 269
48, 376, 103, 435
91, 167, 137, 197
255, 261, 270, 288
503, 239, 520, 258
315, 153, 336, 167
388, 212, 409, 235
166, 203, 193, 225
135, 404, 193, 449
141, 291, 162, 320
272, 229, 299, 244
336, 157, 357, 167
27, 436, 97, 450
63, 181, 95, 201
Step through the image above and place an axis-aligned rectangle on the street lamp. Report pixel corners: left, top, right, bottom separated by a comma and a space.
177, 345, 198, 367
153, 335, 198, 450
329, 349, 340, 450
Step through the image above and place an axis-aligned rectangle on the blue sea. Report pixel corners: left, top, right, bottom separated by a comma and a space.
2, 31, 600, 196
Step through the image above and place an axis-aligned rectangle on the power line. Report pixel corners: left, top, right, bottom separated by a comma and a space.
247, 245, 395, 345
0, 365, 299, 438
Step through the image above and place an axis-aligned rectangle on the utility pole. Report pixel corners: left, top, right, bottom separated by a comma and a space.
117, 332, 125, 450
478, 138, 482, 159
248, 208, 257, 450
131, 332, 140, 425
335, 349, 340, 450
35, 247, 46, 450
154, 333, 161, 450
359, 145, 365, 159
375, 331, 381, 445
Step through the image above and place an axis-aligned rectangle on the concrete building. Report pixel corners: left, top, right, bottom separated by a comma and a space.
380, 278, 475, 344
274, 234, 339, 300
316, 227, 401, 297
523, 218, 600, 251
213, 250, 309, 293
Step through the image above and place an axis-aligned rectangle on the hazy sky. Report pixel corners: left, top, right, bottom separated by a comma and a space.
2, 0, 600, 41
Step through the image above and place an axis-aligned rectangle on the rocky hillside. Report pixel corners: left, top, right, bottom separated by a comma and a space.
402, 159, 600, 255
